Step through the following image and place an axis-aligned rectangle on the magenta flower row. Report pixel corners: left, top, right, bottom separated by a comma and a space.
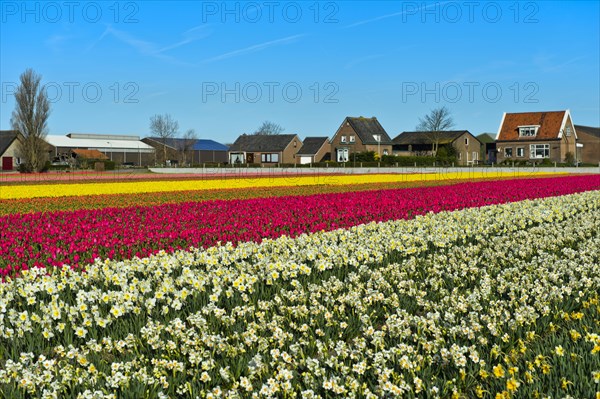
1, 175, 598, 277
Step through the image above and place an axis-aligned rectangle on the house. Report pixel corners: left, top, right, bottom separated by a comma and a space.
392, 130, 482, 165
45, 133, 155, 166
295, 137, 330, 164
573, 125, 600, 164
495, 110, 577, 164
228, 134, 302, 165
330, 117, 393, 162
142, 137, 229, 165
477, 133, 497, 164
0, 130, 22, 171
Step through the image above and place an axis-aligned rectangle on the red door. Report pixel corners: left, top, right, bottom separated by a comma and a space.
2, 157, 13, 171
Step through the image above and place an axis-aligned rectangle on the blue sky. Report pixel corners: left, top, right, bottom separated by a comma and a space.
1, 1, 599, 143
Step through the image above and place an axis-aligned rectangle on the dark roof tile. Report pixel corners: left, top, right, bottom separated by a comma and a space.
296, 137, 328, 155
574, 125, 600, 138
393, 130, 473, 145
0, 130, 19, 155
345, 117, 393, 145
230, 134, 299, 152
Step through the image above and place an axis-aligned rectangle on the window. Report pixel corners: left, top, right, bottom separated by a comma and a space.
293, 141, 297, 147
518, 126, 539, 137
529, 144, 550, 159
230, 153, 244, 164
383, 149, 389, 155
341, 136, 347, 143
465, 138, 469, 145
472, 151, 478, 161
337, 148, 349, 162
457, 152, 462, 160
516, 147, 524, 157
373, 134, 381, 142
349, 135, 355, 143
261, 153, 279, 163
504, 147, 513, 157
565, 126, 572, 137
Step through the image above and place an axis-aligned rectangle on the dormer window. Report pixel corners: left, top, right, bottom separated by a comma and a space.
373, 134, 381, 142
518, 125, 539, 137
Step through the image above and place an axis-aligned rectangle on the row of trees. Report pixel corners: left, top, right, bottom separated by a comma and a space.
9, 68, 454, 171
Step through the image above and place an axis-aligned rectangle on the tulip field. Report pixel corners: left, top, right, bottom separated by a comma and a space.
0, 173, 599, 398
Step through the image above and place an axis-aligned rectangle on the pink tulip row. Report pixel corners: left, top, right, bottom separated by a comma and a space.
1, 175, 598, 277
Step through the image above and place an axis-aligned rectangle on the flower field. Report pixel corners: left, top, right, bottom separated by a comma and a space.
0, 171, 563, 200
1, 173, 599, 398
1, 175, 598, 277
0, 177, 535, 216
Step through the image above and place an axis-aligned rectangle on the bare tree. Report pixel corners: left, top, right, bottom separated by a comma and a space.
416, 106, 455, 156
178, 128, 197, 166
253, 120, 284, 135
150, 114, 179, 165
11, 69, 51, 172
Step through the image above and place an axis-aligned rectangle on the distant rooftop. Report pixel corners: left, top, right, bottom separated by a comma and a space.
230, 134, 299, 152
297, 137, 329, 155
46, 135, 154, 152
144, 137, 229, 151
0, 130, 19, 155
67, 133, 141, 141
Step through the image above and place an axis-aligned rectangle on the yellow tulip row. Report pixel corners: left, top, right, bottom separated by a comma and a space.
0, 170, 564, 199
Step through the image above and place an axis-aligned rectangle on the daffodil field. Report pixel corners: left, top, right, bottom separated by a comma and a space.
0, 173, 599, 398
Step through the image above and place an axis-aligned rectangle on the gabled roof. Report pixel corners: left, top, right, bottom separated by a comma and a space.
574, 125, 600, 138
341, 117, 393, 145
393, 130, 475, 145
72, 149, 109, 160
0, 130, 19, 155
144, 137, 228, 151
230, 134, 299, 152
496, 110, 572, 141
477, 133, 496, 144
297, 137, 329, 155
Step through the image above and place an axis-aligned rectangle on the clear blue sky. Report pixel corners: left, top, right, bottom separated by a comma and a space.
1, 1, 599, 143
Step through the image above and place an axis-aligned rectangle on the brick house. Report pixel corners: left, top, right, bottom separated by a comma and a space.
573, 125, 599, 164
295, 137, 330, 164
392, 130, 482, 165
495, 110, 578, 164
330, 117, 393, 162
228, 134, 302, 165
